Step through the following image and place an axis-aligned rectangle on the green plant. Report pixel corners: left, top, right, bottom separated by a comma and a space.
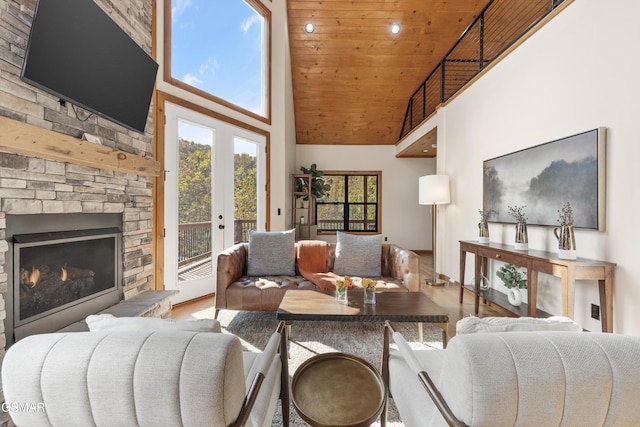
496, 264, 527, 289
299, 163, 331, 200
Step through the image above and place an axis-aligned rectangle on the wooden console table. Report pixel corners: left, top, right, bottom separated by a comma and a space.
459, 240, 616, 332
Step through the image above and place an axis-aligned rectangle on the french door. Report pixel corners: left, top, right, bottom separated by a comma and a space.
163, 102, 266, 304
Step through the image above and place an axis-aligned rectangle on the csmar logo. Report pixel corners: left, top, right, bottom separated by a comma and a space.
2, 402, 45, 413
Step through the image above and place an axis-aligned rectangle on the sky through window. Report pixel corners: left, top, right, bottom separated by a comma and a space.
171, 0, 265, 116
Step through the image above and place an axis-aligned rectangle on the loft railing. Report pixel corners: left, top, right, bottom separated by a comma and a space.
399, 0, 565, 140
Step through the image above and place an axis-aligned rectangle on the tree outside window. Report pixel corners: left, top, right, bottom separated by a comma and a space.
316, 172, 381, 233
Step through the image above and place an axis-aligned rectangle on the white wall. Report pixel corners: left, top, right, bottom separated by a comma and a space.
296, 145, 436, 250
438, 0, 640, 334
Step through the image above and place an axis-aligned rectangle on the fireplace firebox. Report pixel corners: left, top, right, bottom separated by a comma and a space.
5, 214, 123, 346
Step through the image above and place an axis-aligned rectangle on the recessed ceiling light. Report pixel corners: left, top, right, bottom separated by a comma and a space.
431, 143, 438, 148
304, 23, 315, 33
422, 149, 430, 153
390, 23, 401, 35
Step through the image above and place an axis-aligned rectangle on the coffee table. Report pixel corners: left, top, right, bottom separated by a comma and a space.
276, 289, 449, 346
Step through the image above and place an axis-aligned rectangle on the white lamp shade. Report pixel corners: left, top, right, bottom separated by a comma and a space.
419, 175, 451, 205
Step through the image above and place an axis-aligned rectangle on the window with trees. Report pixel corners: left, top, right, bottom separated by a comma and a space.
316, 172, 381, 233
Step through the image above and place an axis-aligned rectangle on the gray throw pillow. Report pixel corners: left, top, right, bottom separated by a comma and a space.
247, 229, 296, 276
333, 231, 382, 277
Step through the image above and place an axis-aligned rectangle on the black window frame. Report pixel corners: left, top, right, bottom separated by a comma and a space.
315, 171, 381, 234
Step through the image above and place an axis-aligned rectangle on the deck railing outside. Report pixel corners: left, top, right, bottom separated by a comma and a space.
178, 220, 257, 266
399, 0, 565, 140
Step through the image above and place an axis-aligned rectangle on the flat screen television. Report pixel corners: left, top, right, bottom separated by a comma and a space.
21, 0, 159, 134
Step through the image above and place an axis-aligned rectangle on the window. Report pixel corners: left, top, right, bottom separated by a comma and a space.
166, 0, 270, 121
316, 172, 381, 233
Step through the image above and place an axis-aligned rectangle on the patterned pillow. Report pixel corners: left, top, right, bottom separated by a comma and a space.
333, 231, 382, 277
247, 229, 296, 276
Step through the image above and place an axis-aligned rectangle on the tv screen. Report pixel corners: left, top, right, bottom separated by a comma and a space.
21, 0, 158, 134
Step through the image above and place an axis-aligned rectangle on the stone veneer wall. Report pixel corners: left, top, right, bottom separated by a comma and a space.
0, 3, 155, 419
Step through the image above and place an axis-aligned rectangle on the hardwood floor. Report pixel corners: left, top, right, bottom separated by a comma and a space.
171, 251, 512, 337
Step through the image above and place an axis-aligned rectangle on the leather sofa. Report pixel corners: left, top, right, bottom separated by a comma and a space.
215, 241, 420, 314
382, 321, 640, 426
2, 322, 290, 427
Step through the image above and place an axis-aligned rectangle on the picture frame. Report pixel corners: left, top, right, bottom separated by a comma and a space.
483, 128, 606, 230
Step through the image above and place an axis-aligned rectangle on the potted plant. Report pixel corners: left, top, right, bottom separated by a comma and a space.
298, 164, 331, 224
299, 164, 331, 200
497, 263, 527, 306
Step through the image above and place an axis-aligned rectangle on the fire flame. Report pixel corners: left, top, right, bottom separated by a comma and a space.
60, 266, 68, 282
29, 266, 40, 288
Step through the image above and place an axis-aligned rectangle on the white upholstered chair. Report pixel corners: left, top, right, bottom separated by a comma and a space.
2, 322, 289, 427
382, 320, 640, 427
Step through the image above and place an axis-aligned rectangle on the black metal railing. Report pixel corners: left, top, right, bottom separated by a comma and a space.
234, 219, 257, 243
399, 0, 565, 140
178, 219, 256, 266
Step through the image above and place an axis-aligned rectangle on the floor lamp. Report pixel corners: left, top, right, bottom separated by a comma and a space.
419, 175, 451, 286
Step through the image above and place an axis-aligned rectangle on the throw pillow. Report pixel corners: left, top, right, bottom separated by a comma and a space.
86, 313, 221, 332
456, 315, 582, 335
247, 229, 296, 276
333, 231, 382, 277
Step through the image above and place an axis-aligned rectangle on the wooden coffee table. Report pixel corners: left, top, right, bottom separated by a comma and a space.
276, 289, 449, 346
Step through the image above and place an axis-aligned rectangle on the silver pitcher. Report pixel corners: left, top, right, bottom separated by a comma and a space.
478, 221, 489, 243
514, 222, 528, 250
554, 224, 576, 251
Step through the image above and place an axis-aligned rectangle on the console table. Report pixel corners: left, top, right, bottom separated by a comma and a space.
459, 240, 616, 332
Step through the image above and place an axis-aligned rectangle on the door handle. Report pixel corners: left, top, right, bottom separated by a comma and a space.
218, 224, 225, 229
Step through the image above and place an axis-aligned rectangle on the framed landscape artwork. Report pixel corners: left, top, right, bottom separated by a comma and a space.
483, 128, 606, 230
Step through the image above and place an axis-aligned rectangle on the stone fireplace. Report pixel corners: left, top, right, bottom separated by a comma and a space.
0, 150, 156, 353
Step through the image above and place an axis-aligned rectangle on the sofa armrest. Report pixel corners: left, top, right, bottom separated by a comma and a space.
382, 244, 420, 291
216, 243, 248, 310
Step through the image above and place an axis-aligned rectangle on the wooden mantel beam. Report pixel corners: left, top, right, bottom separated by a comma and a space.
0, 116, 161, 177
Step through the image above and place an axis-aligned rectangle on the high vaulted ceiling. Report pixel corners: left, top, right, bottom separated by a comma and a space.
287, 0, 486, 148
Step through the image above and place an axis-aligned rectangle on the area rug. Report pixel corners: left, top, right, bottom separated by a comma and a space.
211, 309, 444, 426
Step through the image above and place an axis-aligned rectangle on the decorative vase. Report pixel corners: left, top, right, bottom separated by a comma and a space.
507, 288, 523, 306
479, 274, 490, 291
478, 221, 490, 244
336, 287, 348, 304
514, 222, 528, 250
364, 287, 376, 305
554, 224, 576, 260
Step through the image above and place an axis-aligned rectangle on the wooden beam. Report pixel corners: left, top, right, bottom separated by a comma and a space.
0, 116, 161, 176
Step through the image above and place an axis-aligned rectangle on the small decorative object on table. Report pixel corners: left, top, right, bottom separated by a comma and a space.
554, 202, 576, 260
335, 276, 352, 304
478, 208, 497, 244
497, 263, 527, 306
508, 205, 528, 250
361, 278, 376, 305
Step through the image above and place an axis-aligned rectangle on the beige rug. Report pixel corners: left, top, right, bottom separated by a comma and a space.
207, 309, 444, 426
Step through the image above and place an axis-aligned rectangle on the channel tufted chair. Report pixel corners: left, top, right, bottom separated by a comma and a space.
382, 320, 640, 427
2, 322, 290, 427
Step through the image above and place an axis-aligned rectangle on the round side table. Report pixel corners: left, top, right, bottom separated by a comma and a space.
291, 352, 386, 427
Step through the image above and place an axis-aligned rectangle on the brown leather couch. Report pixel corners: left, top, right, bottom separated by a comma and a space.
215, 242, 420, 314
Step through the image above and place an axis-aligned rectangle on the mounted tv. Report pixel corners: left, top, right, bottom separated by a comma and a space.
21, 0, 158, 134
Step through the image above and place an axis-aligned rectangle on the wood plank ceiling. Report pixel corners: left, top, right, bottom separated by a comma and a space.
287, 0, 486, 152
